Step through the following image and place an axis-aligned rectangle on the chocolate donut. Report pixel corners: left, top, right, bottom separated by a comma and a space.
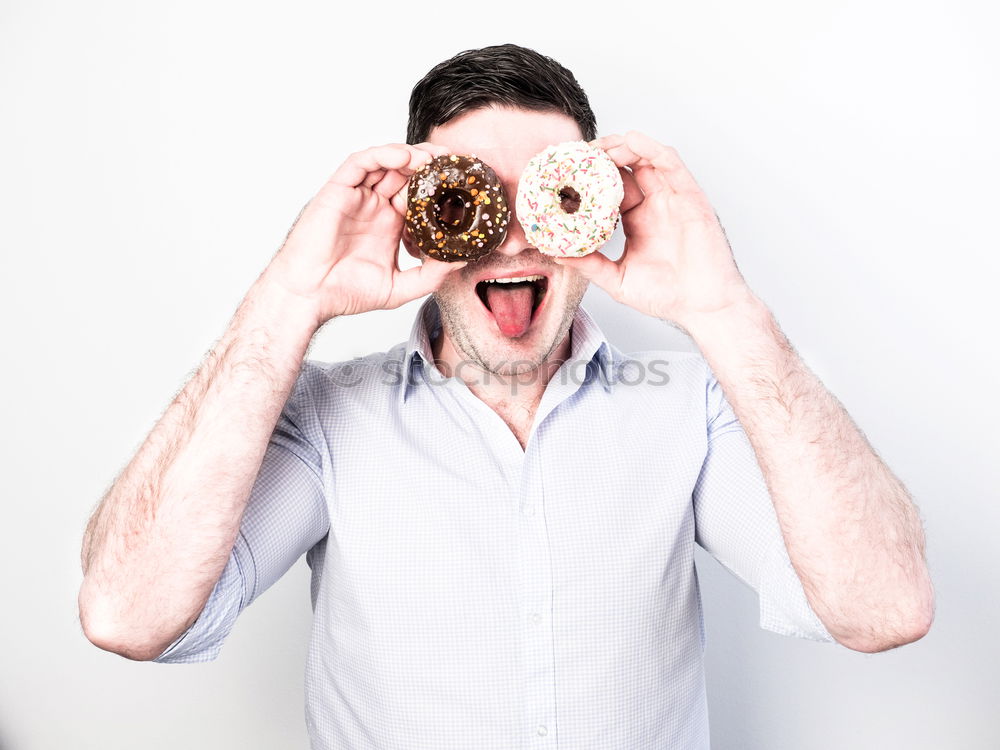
404, 154, 511, 262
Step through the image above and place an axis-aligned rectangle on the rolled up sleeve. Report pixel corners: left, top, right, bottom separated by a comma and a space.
154, 365, 330, 663
692, 362, 834, 643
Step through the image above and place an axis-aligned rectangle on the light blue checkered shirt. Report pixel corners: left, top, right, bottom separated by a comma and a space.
155, 297, 834, 749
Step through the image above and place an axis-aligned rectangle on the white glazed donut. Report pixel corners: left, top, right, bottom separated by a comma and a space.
515, 140, 624, 257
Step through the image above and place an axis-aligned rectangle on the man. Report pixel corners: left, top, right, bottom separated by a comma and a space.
79, 45, 933, 749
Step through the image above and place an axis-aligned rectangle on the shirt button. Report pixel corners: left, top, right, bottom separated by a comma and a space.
536, 725, 548, 737
530, 613, 542, 624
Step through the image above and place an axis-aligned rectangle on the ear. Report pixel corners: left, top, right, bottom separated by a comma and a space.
400, 226, 424, 261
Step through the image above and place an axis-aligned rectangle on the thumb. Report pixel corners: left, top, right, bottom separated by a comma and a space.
386, 259, 467, 308
553, 252, 621, 295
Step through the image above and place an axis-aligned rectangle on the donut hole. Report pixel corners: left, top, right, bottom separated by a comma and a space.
558, 186, 581, 215
433, 190, 473, 232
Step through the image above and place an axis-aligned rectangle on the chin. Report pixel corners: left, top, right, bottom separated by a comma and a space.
432, 265, 587, 377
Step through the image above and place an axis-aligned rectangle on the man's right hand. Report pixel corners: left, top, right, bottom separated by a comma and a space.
263, 143, 466, 324
81, 143, 469, 661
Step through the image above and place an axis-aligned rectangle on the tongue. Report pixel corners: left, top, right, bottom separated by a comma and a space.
485, 284, 534, 338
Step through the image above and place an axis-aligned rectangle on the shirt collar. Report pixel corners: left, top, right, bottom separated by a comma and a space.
399, 297, 616, 405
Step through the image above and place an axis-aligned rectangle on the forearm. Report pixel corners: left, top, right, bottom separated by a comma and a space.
683, 290, 934, 652
79, 271, 320, 660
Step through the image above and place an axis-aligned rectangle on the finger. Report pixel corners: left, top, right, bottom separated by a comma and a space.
601, 141, 652, 171
552, 251, 622, 295
627, 162, 669, 197
373, 169, 411, 203
591, 134, 625, 152
603, 145, 665, 198
623, 131, 702, 193
386, 258, 468, 308
383, 142, 453, 211
594, 137, 651, 208
331, 145, 410, 188
330, 144, 435, 189
390, 185, 409, 216
602, 140, 666, 198
619, 167, 644, 214
410, 141, 451, 160
604, 131, 702, 197
362, 169, 386, 189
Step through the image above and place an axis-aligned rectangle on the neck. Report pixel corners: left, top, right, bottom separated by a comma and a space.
431, 329, 572, 414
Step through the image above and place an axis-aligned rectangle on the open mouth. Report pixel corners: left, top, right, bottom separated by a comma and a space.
474, 275, 549, 338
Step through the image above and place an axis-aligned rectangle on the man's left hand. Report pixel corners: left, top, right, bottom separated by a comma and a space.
553, 131, 755, 330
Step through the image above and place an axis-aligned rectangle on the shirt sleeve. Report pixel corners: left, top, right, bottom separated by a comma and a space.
154, 366, 330, 663
692, 362, 835, 643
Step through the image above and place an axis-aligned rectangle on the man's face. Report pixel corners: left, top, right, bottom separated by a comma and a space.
419, 106, 590, 377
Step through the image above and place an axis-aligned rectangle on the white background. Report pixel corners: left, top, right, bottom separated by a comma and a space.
1, 0, 997, 747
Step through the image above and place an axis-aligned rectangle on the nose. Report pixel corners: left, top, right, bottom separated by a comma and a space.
494, 215, 530, 257
492, 178, 532, 257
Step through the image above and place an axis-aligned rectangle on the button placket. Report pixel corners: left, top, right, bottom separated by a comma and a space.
520, 433, 556, 745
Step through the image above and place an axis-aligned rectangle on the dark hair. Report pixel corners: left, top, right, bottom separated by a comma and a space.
406, 44, 597, 145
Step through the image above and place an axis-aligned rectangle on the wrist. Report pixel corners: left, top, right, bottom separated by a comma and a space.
249, 270, 324, 334
223, 272, 323, 372
676, 287, 771, 351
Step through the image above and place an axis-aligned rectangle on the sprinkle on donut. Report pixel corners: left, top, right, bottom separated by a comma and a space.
404, 154, 511, 262
515, 141, 624, 258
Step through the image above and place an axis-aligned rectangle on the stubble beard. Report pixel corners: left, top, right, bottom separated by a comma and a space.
432, 273, 589, 378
